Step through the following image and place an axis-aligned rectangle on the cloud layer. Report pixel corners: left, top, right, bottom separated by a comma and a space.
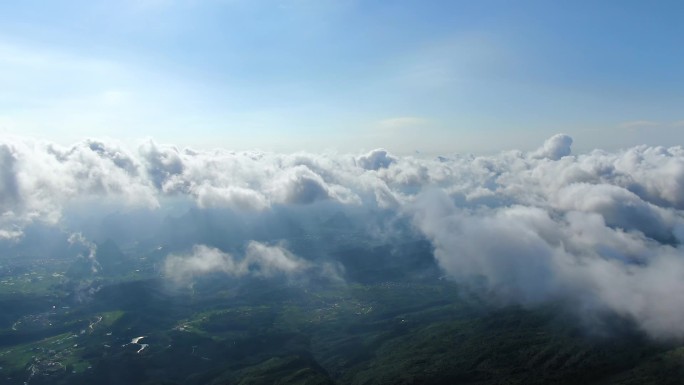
1, 133, 684, 338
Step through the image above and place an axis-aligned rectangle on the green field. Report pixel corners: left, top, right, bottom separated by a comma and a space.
1, 272, 682, 385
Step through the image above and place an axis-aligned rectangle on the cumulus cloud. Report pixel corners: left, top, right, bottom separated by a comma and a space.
163, 242, 312, 284
164, 245, 241, 283
357, 148, 396, 170
554, 183, 678, 242
0, 228, 23, 241
2, 133, 684, 338
0, 143, 20, 212
532, 133, 573, 160
139, 140, 185, 190
0, 137, 158, 239
195, 185, 269, 211
410, 188, 684, 339
271, 165, 332, 204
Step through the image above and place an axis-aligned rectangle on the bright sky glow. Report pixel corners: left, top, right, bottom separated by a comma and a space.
0, 0, 682, 154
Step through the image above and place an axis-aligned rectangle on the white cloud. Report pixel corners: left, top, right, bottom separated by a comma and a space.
357, 148, 396, 171
531, 133, 573, 160
68, 232, 100, 274
2, 133, 684, 338
410, 191, 684, 338
0, 136, 158, 238
618, 120, 660, 130
377, 117, 429, 130
195, 185, 269, 211
163, 242, 311, 284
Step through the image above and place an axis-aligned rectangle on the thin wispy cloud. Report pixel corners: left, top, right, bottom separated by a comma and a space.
618, 120, 661, 130
377, 117, 430, 130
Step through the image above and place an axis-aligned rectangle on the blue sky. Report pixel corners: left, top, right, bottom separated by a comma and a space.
0, 0, 682, 154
